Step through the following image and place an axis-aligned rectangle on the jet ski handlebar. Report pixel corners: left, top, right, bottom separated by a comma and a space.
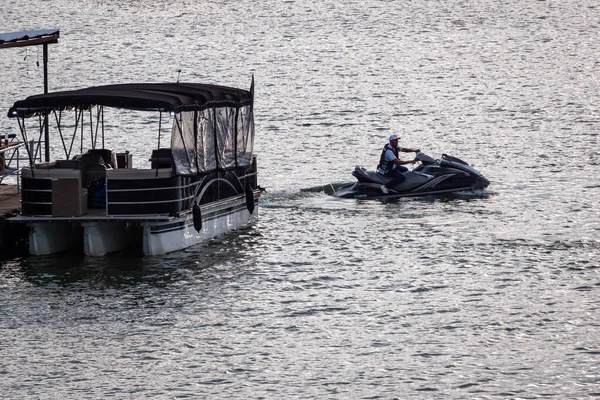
415, 152, 436, 164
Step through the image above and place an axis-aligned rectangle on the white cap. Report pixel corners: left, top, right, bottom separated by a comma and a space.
389, 134, 401, 141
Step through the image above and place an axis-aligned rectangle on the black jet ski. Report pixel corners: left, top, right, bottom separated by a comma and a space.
333, 152, 490, 199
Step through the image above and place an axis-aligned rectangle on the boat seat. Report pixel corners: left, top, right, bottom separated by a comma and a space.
32, 161, 57, 169
33, 159, 86, 170
73, 150, 118, 187
73, 153, 107, 170
150, 148, 173, 169
22, 166, 82, 181
85, 149, 118, 169
106, 168, 174, 180
56, 159, 86, 170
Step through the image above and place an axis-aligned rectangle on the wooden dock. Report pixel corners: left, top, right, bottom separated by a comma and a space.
0, 184, 28, 254
0, 184, 21, 214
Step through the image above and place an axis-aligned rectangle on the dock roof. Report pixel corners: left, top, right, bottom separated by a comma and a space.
0, 29, 60, 49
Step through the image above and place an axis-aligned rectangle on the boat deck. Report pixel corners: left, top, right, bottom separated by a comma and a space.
8, 207, 177, 223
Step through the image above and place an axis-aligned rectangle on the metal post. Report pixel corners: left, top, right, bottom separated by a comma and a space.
43, 42, 50, 162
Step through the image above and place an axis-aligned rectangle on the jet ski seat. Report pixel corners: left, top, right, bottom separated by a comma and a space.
352, 166, 429, 192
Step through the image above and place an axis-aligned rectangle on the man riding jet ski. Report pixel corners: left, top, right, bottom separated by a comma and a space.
333, 134, 490, 199
377, 133, 421, 194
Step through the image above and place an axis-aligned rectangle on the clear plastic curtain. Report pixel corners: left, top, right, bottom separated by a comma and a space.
171, 105, 253, 175
171, 112, 197, 175
236, 104, 254, 167
195, 109, 216, 172
215, 107, 236, 169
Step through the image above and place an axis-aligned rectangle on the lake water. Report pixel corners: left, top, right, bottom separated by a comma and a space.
1, 1, 599, 398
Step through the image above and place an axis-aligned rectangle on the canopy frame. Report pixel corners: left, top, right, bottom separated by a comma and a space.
9, 80, 255, 176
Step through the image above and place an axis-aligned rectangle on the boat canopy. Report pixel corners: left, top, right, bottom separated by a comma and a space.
7, 83, 252, 117
7, 82, 255, 174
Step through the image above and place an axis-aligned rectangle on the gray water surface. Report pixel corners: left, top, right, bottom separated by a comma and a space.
1, 1, 599, 398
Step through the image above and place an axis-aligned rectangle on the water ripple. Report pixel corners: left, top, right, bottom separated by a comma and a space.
1, 0, 599, 398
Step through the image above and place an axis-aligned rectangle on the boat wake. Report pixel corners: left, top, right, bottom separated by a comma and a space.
261, 184, 493, 205
301, 183, 353, 196
434, 188, 494, 199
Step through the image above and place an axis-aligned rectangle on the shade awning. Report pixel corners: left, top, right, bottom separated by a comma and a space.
7, 82, 254, 118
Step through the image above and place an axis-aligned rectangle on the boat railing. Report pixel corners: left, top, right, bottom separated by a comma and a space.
0, 136, 41, 193
105, 168, 183, 215
18, 152, 257, 218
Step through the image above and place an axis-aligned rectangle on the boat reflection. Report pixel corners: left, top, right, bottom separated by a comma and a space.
3, 227, 261, 289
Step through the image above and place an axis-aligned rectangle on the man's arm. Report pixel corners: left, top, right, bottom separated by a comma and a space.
401, 147, 420, 153
393, 158, 417, 165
